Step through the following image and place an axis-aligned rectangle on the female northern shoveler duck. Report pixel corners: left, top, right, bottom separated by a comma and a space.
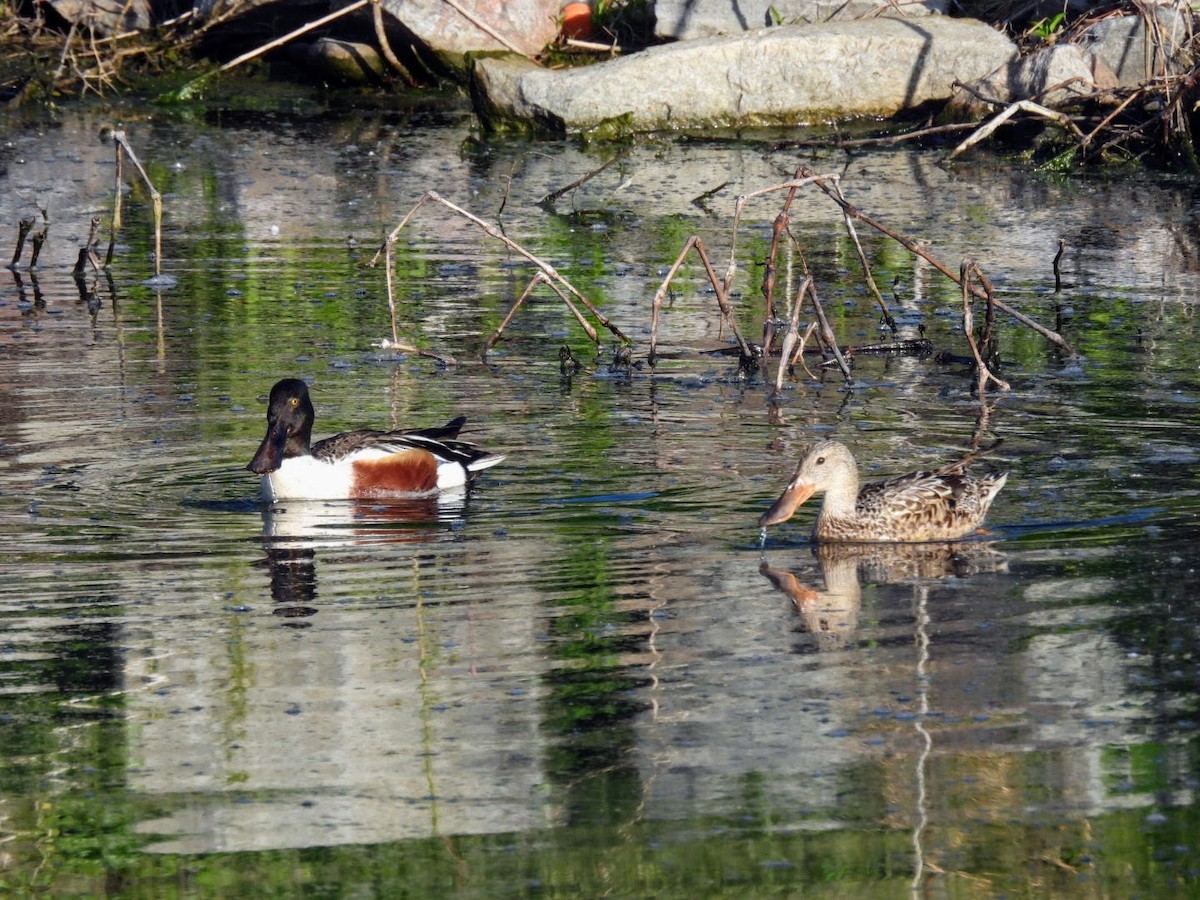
758, 439, 1006, 542
248, 378, 505, 502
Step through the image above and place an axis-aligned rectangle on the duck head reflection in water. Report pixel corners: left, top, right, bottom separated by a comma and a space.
761, 542, 1009, 653
759, 439, 1007, 542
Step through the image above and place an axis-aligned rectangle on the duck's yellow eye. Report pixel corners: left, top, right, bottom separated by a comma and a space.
289, 397, 299, 407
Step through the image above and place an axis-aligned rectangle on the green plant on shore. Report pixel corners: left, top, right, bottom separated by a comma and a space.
1029, 11, 1067, 40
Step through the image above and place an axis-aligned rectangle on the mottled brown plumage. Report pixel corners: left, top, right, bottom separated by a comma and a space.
759, 440, 1007, 542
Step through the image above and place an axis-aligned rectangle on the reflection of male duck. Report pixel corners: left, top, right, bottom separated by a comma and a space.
261, 496, 464, 545
761, 542, 1008, 651
759, 440, 1006, 542
259, 496, 470, 618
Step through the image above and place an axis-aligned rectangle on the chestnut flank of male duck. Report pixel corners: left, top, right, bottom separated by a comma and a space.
759, 439, 1006, 542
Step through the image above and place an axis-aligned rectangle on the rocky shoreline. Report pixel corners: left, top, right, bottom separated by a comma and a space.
2, 0, 1196, 165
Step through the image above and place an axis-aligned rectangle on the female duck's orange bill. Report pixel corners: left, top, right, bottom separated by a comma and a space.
758, 479, 816, 527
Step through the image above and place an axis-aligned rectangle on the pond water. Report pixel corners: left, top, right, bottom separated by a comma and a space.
1, 92, 1199, 896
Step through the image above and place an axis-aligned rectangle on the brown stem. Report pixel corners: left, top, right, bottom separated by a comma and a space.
375, 191, 629, 344
1052, 238, 1064, 293
804, 278, 852, 382
539, 139, 644, 209
960, 260, 1010, 394
10, 217, 33, 268
28, 230, 46, 267
827, 177, 894, 332
372, 0, 419, 86
484, 271, 600, 358
771, 276, 811, 395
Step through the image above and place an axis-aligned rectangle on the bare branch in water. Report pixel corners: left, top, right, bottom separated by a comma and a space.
803, 277, 853, 382
373, 191, 629, 357
539, 139, 646, 209
960, 259, 1011, 394
375, 339, 458, 367
648, 235, 754, 368
771, 276, 811, 396
945, 99, 1087, 162
797, 166, 1074, 355
104, 128, 164, 276
825, 176, 894, 333
9, 217, 35, 269
483, 271, 600, 358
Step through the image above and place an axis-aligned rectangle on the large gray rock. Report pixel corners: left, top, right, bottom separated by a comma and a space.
48, 0, 152, 34
473, 17, 1017, 133
380, 0, 560, 68
1077, 6, 1192, 85
951, 42, 1120, 112
655, 0, 947, 41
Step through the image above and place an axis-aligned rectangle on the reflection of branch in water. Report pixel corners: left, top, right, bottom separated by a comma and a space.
971, 399, 998, 453
10, 267, 45, 311
911, 585, 932, 897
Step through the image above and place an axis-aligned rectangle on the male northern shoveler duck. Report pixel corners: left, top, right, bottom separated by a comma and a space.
248, 378, 505, 502
758, 439, 1006, 542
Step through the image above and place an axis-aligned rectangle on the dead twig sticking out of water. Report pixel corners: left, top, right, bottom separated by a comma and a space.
9, 207, 50, 269
9, 216, 35, 269
376, 237, 457, 366
730, 173, 832, 325
757, 182, 801, 341
960, 260, 1011, 394
1053, 238, 1065, 292
730, 171, 893, 359
648, 235, 755, 369
72, 216, 104, 276
791, 322, 821, 380
103, 128, 163, 278
771, 277, 811, 396
28, 228, 46, 267
797, 166, 1074, 356
484, 271, 600, 357
826, 177, 895, 333
804, 277, 853, 382
372, 191, 629, 358
539, 139, 646, 209
559, 344, 583, 376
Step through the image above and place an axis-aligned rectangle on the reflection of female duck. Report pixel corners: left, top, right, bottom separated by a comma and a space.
760, 556, 859, 650
761, 542, 1008, 650
759, 440, 1006, 542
